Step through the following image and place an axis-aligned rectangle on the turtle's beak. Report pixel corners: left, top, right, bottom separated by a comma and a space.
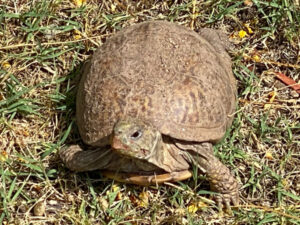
111, 136, 129, 150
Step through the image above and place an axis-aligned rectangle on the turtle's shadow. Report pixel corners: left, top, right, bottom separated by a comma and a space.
59, 60, 88, 149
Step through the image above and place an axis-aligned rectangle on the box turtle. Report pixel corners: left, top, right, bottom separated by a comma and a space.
60, 21, 238, 210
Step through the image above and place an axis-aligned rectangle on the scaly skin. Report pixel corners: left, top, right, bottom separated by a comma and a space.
206, 157, 239, 211
59, 145, 115, 172
60, 144, 167, 174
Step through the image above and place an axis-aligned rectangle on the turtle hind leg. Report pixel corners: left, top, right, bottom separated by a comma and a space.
59, 145, 117, 172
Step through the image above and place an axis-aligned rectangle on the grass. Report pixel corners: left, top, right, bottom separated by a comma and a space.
0, 0, 299, 224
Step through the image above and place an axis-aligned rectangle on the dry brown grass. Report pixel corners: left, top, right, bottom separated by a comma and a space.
0, 0, 299, 224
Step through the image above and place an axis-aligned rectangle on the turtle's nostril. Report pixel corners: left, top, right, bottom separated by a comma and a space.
115, 130, 122, 135
113, 127, 123, 136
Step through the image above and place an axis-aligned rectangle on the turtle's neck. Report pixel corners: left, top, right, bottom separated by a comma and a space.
146, 133, 190, 172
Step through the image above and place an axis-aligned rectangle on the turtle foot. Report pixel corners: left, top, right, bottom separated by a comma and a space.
60, 145, 113, 172
208, 160, 239, 213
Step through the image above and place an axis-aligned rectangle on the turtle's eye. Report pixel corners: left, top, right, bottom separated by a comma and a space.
130, 130, 143, 140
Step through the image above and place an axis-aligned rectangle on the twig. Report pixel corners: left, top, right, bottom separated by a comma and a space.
243, 55, 300, 69
276, 72, 300, 94
235, 204, 300, 221
190, 0, 197, 30
0, 34, 112, 50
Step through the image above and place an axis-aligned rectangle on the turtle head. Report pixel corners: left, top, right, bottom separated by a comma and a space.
111, 118, 160, 159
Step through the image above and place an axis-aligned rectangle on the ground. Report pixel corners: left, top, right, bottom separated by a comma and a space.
0, 0, 299, 224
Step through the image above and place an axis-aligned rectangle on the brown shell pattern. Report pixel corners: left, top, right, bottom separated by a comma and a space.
76, 21, 237, 145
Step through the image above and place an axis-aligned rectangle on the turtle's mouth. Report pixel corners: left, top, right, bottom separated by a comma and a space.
111, 136, 145, 159
111, 136, 129, 151
111, 136, 131, 157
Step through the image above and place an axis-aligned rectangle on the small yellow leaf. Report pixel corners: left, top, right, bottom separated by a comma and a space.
1, 61, 11, 70
244, 0, 253, 6
252, 55, 260, 62
265, 151, 273, 160
0, 151, 8, 162
21, 129, 30, 137
264, 103, 272, 109
187, 203, 198, 214
197, 201, 208, 208
73, 0, 86, 7
116, 191, 122, 200
112, 184, 120, 192
73, 29, 82, 40
239, 30, 247, 39
18, 157, 26, 162
138, 191, 149, 208
106, 184, 122, 200
111, 3, 116, 12
264, 91, 277, 109
281, 179, 288, 188
244, 23, 253, 34
269, 91, 277, 103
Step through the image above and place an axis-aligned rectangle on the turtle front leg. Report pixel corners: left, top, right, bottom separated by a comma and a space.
204, 156, 239, 210
60, 145, 119, 172
177, 142, 239, 211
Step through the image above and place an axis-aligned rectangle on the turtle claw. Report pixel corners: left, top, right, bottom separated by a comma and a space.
213, 191, 239, 214
210, 176, 239, 214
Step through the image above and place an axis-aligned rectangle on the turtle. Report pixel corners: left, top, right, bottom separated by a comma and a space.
60, 20, 239, 210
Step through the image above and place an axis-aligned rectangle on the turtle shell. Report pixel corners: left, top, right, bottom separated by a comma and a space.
76, 21, 236, 146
